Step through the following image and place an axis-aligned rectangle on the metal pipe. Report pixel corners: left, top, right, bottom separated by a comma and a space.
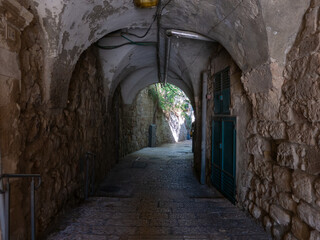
164, 36, 171, 84
5, 181, 9, 240
163, 29, 215, 84
201, 72, 208, 185
0, 150, 5, 240
0, 174, 41, 179
91, 156, 95, 196
166, 29, 215, 42
31, 178, 35, 240
85, 155, 89, 200
0, 175, 41, 240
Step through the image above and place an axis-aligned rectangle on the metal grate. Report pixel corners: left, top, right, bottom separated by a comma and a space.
214, 74, 222, 92
214, 67, 230, 115
221, 69, 230, 89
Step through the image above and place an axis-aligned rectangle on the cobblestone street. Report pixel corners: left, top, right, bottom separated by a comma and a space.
47, 141, 270, 240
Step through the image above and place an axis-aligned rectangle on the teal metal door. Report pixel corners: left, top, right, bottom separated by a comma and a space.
211, 116, 236, 204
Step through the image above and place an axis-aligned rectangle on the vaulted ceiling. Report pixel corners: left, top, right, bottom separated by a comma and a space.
27, 0, 310, 107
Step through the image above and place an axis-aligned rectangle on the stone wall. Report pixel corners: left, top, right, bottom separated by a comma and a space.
0, 1, 33, 238
206, 45, 251, 203
119, 87, 175, 157
245, 2, 320, 239
207, 2, 320, 239
3, 19, 118, 238
0, 0, 33, 175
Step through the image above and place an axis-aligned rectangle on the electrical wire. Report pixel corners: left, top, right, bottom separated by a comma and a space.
121, 0, 173, 39
156, 0, 162, 83
209, 0, 244, 32
161, 0, 173, 12
95, 30, 159, 50
95, 40, 157, 50
121, 13, 157, 39
96, 0, 173, 50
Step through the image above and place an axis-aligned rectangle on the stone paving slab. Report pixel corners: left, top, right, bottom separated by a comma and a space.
47, 141, 271, 240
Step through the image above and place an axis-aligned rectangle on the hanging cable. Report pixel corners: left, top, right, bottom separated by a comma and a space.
156, 0, 162, 83
121, 0, 172, 39
121, 13, 157, 39
95, 41, 156, 50
95, 33, 157, 50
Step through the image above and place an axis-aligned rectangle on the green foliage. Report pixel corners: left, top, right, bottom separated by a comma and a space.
148, 83, 193, 129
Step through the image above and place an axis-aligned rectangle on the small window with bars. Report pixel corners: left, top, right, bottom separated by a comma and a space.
214, 67, 230, 115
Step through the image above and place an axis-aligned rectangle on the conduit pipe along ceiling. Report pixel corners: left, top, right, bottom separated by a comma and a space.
164, 29, 216, 84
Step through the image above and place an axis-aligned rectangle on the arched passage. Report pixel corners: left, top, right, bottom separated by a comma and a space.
0, 0, 318, 239
114, 81, 194, 156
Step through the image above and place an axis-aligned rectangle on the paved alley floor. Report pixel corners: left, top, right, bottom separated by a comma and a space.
47, 140, 270, 240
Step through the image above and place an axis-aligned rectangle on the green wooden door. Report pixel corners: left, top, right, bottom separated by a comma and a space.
211, 117, 236, 204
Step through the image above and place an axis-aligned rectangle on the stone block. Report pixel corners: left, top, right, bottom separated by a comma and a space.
287, 124, 318, 146
315, 178, 320, 198
308, 53, 320, 76
270, 204, 291, 226
269, 122, 286, 140
257, 121, 271, 138
247, 136, 264, 155
297, 201, 320, 231
311, 0, 320, 7
302, 7, 319, 36
247, 119, 257, 135
279, 192, 297, 212
262, 199, 270, 213
306, 101, 320, 122
304, 148, 320, 175
250, 204, 262, 219
273, 165, 292, 192
277, 143, 304, 170
297, 77, 320, 102
292, 171, 314, 203
298, 34, 320, 58
273, 224, 288, 240
310, 230, 320, 240
284, 233, 299, 240
254, 90, 281, 121
0, 48, 21, 79
280, 103, 295, 124
252, 156, 273, 181
292, 216, 310, 240
263, 216, 272, 229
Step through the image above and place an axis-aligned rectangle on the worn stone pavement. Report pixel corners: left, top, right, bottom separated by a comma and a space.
47, 140, 271, 240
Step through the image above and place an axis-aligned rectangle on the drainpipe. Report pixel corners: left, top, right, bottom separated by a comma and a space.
164, 36, 171, 84
164, 29, 215, 84
201, 72, 208, 185
0, 149, 5, 239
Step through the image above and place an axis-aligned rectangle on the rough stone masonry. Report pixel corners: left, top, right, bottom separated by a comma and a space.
0, 0, 319, 239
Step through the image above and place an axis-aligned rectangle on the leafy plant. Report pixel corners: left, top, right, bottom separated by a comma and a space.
148, 83, 193, 129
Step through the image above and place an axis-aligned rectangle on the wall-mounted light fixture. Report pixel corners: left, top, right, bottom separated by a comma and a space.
134, 0, 158, 8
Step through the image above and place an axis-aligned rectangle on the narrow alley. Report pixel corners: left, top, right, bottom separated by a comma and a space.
47, 141, 270, 240
1, 1, 320, 239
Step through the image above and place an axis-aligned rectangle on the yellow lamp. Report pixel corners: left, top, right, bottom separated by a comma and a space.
134, 0, 158, 8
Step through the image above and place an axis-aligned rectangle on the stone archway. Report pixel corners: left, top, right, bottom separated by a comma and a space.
27, 0, 310, 110
0, 0, 317, 238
